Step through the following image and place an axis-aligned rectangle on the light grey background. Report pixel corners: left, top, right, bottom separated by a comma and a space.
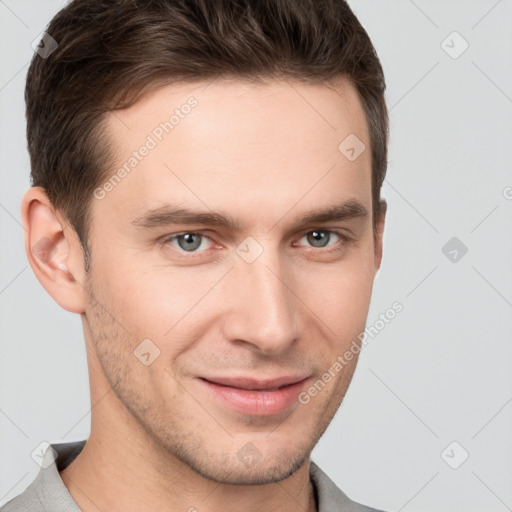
1, 1, 511, 511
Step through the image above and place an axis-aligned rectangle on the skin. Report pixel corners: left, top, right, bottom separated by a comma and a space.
22, 77, 386, 512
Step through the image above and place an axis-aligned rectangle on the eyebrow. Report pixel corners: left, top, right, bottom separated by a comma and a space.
131, 199, 368, 231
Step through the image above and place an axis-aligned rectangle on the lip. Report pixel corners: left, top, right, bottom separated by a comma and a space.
197, 375, 310, 416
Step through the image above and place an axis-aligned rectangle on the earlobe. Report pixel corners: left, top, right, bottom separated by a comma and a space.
21, 186, 87, 314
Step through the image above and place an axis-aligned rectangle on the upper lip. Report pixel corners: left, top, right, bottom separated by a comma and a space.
199, 375, 309, 391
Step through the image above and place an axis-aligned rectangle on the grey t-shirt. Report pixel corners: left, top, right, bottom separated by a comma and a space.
1, 441, 385, 512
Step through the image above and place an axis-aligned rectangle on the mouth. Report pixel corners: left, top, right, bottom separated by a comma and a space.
196, 375, 310, 416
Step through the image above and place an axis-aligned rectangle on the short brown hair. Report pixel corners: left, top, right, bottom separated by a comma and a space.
26, 0, 388, 268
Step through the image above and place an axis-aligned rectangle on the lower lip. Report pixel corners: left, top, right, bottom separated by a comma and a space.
197, 378, 309, 416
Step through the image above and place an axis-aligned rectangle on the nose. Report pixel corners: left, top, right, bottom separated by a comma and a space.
221, 249, 299, 355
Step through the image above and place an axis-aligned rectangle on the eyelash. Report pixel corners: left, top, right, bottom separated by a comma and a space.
160, 229, 353, 258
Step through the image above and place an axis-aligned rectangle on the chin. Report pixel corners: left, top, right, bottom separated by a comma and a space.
175, 442, 312, 486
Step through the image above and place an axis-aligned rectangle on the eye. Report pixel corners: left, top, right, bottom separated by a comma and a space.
297, 229, 350, 250
163, 232, 213, 253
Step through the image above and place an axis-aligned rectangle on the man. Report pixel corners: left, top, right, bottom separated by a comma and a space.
2, 0, 388, 510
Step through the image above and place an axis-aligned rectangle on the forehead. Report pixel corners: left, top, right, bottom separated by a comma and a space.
95, 78, 371, 229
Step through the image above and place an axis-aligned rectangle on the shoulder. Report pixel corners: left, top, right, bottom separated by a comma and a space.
0, 440, 86, 512
310, 460, 386, 512
0, 479, 47, 512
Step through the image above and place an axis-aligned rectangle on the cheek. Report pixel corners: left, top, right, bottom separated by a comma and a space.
91, 249, 222, 347
297, 251, 375, 338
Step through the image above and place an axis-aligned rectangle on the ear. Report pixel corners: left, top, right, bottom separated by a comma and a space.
21, 186, 87, 314
373, 198, 386, 273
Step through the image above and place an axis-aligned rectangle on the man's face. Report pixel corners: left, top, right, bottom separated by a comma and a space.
83, 78, 383, 484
